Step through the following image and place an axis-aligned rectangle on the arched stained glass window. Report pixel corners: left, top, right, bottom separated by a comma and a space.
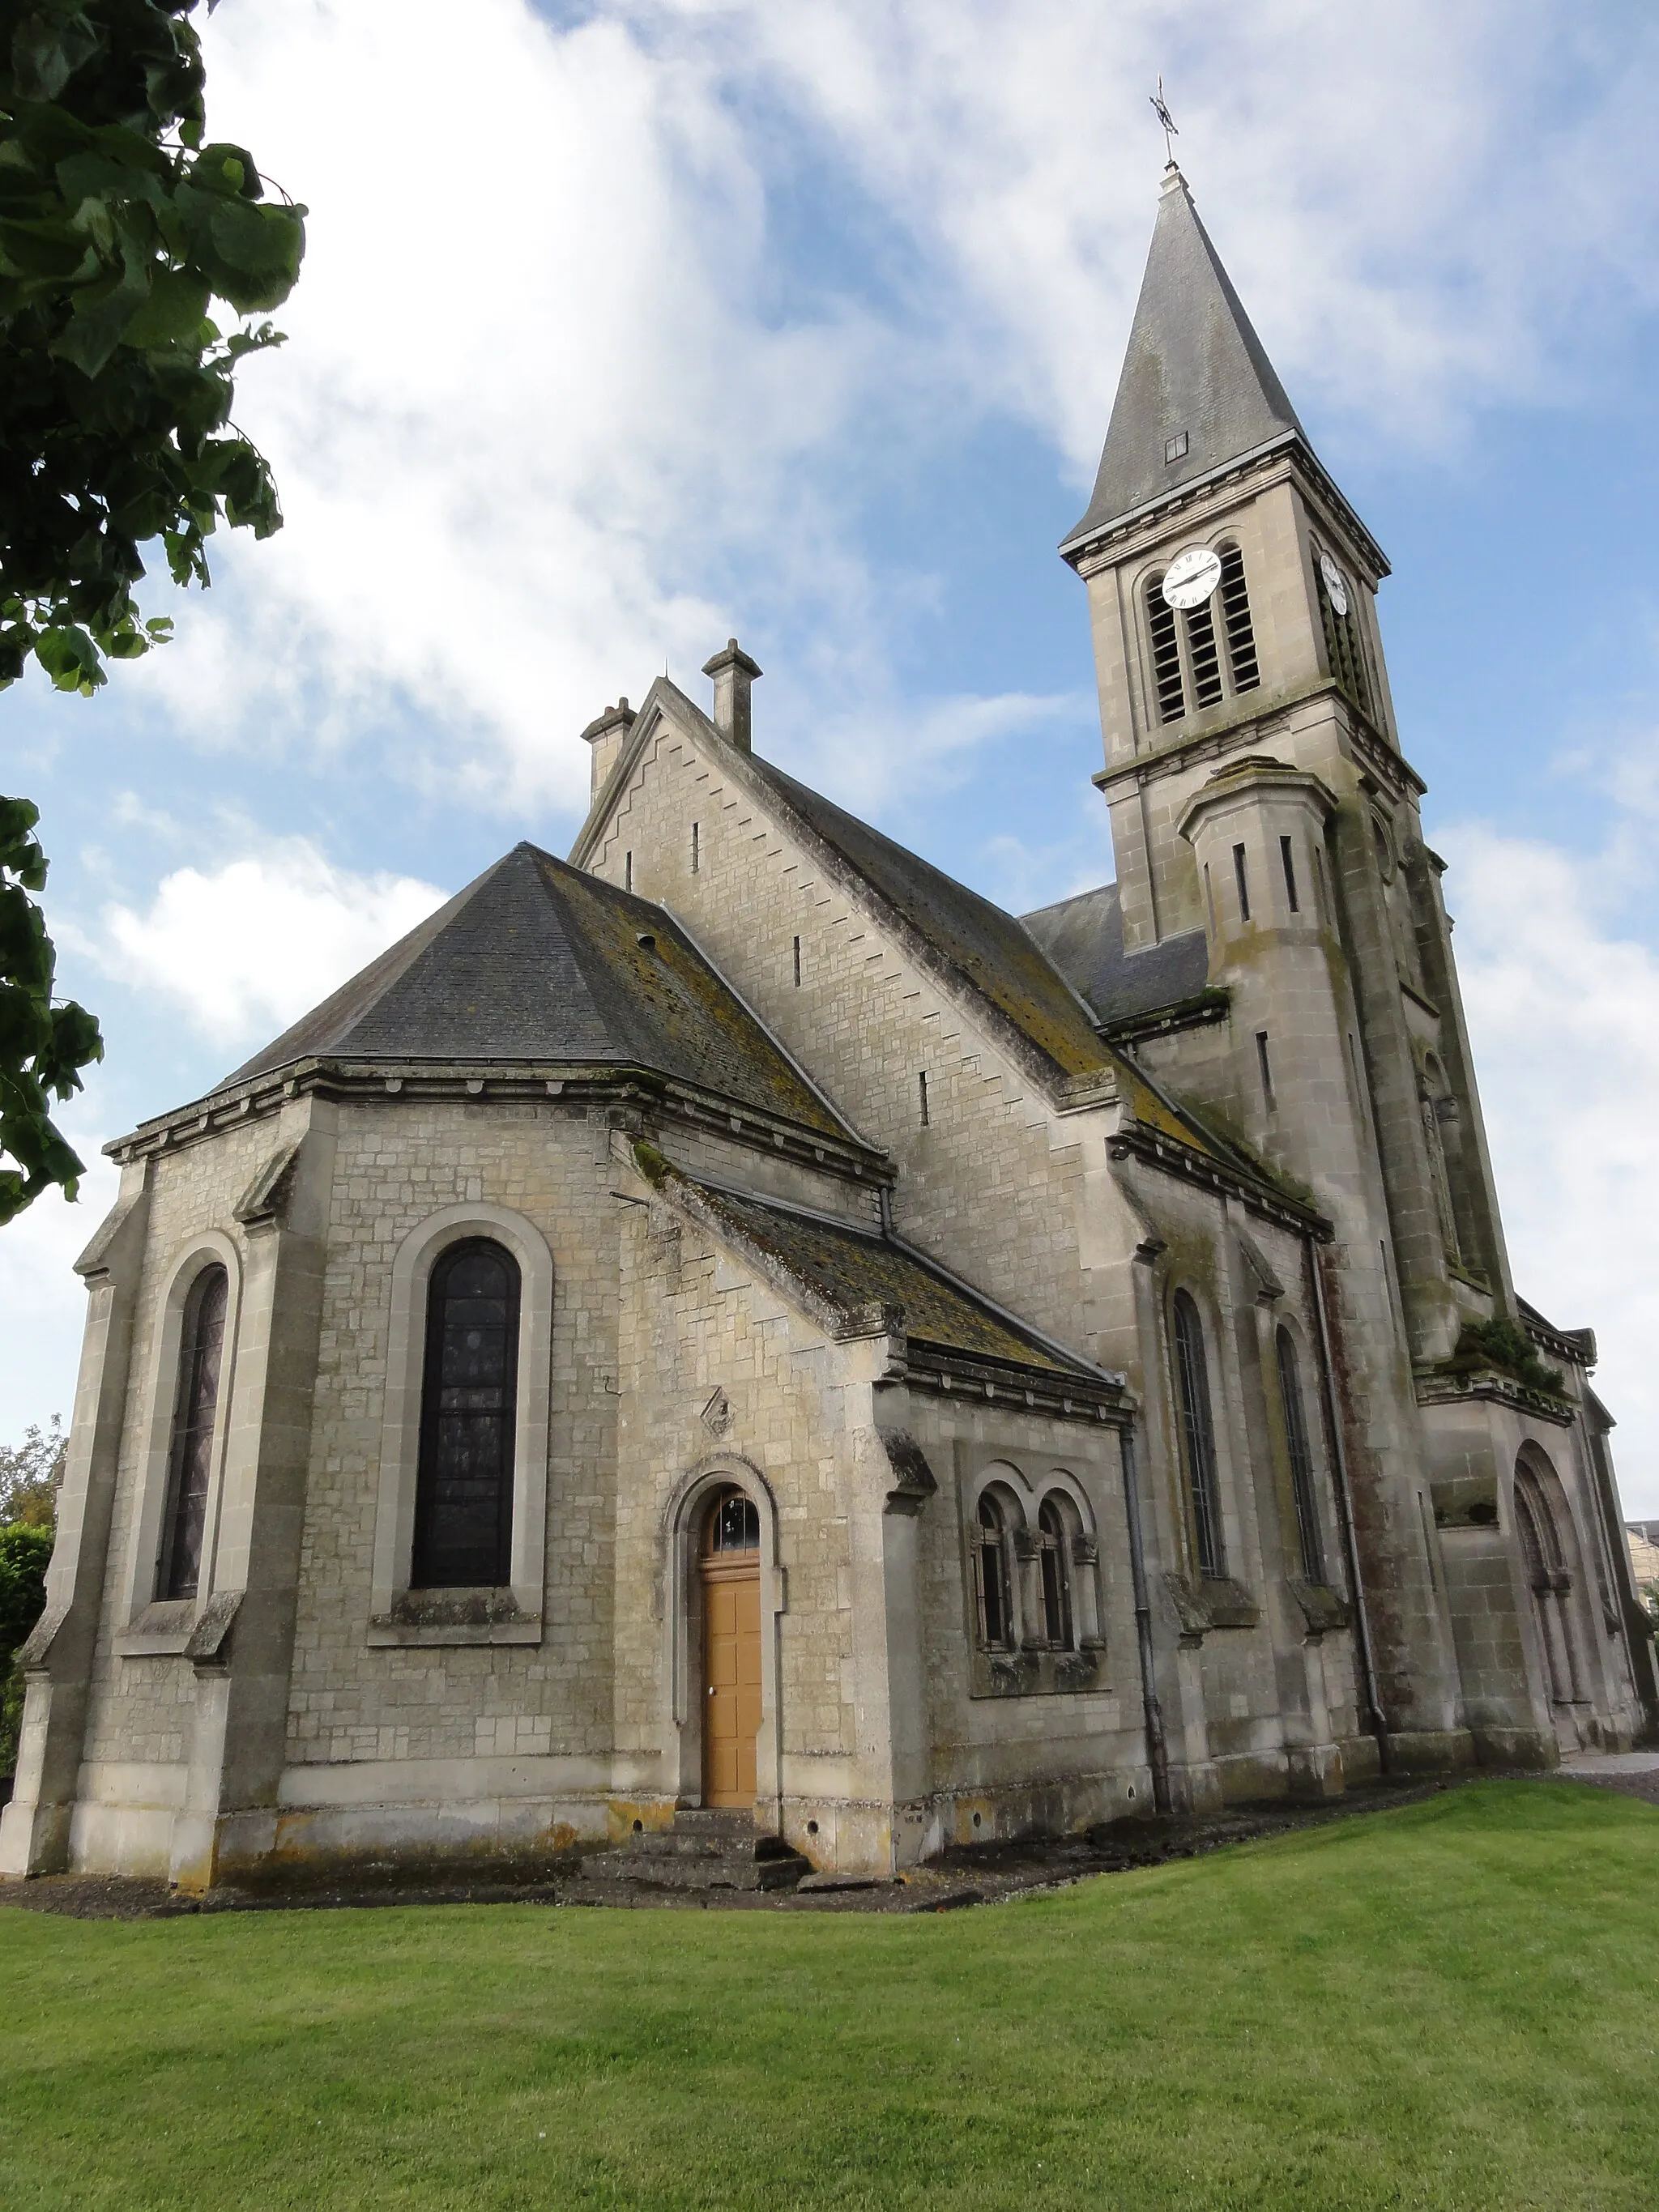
412, 1238, 520, 1588
1172, 1291, 1226, 1578
1276, 1329, 1326, 1583
156, 1264, 228, 1600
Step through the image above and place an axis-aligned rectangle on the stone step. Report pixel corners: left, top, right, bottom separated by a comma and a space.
582, 1806, 812, 1892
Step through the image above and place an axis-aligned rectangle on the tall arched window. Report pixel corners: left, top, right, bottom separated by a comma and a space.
1275, 1328, 1326, 1583
1315, 546, 1372, 714
1036, 1497, 1074, 1651
972, 1490, 1014, 1650
412, 1238, 521, 1588
156, 1264, 228, 1600
1146, 546, 1260, 726
1172, 1291, 1226, 1578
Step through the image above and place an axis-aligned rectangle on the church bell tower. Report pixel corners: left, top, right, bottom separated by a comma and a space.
1064, 164, 1524, 1749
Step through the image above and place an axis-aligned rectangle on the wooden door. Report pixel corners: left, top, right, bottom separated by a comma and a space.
702, 1553, 762, 1806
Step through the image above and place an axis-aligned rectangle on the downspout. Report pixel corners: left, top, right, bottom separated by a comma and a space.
1306, 1241, 1391, 1774
1118, 1425, 1171, 1813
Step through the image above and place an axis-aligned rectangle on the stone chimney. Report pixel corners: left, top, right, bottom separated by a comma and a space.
580, 697, 636, 803
702, 638, 761, 752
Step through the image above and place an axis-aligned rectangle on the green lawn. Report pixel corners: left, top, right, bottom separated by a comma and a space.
0, 1781, 1654, 2210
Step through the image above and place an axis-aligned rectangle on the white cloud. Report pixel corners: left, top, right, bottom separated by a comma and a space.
98, 842, 446, 1048
117, 0, 1659, 818
1435, 819, 1659, 1517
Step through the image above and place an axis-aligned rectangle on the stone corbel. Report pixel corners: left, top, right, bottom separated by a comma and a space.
232, 1140, 304, 1230
878, 1429, 937, 1518
1286, 1579, 1350, 1639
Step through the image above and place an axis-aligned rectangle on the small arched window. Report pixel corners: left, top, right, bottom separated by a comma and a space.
1036, 1498, 1074, 1651
1171, 1291, 1226, 1578
156, 1264, 228, 1600
412, 1238, 521, 1588
706, 1489, 760, 1554
972, 1491, 1014, 1650
1275, 1328, 1326, 1583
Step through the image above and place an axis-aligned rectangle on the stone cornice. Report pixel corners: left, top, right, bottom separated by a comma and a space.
1094, 676, 1427, 806
1108, 1116, 1333, 1242
1414, 1368, 1576, 1429
104, 1058, 893, 1187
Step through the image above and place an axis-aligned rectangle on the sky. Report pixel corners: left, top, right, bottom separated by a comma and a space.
5, 0, 1659, 1513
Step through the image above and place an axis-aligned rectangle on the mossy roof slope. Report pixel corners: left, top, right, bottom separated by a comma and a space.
747, 759, 1113, 1081
700, 1183, 1096, 1379
224, 843, 849, 1138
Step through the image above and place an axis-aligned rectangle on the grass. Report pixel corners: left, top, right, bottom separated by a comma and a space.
0, 1780, 1655, 2210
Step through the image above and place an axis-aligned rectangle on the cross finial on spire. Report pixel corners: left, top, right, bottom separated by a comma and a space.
1150, 75, 1178, 167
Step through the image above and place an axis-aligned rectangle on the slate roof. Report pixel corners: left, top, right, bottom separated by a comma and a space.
744, 756, 1115, 1082
223, 842, 850, 1139
1020, 881, 1211, 1029
1062, 167, 1306, 552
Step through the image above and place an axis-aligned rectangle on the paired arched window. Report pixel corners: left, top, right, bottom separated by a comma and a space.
1171, 1291, 1226, 1578
972, 1490, 1014, 1649
1275, 1328, 1327, 1583
412, 1238, 521, 1589
156, 1264, 228, 1600
1145, 542, 1260, 725
1036, 1497, 1074, 1651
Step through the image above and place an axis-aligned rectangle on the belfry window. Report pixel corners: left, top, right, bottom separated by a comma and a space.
1315, 546, 1372, 715
1146, 543, 1260, 726
1171, 1291, 1226, 1578
412, 1238, 521, 1588
156, 1264, 228, 1600
972, 1491, 1014, 1649
1218, 543, 1260, 693
1276, 1329, 1327, 1583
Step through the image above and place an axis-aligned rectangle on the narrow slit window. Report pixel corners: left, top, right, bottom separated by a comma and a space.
1256, 1029, 1276, 1109
624, 850, 633, 893
792, 935, 801, 987
1276, 1329, 1327, 1583
1147, 577, 1186, 723
1172, 1292, 1226, 1577
156, 1264, 228, 1601
1233, 842, 1251, 922
1280, 835, 1300, 914
918, 1071, 930, 1127
1185, 597, 1223, 709
690, 822, 699, 873
1218, 543, 1259, 693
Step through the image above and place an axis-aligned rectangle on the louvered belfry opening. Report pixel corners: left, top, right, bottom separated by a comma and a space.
1218, 543, 1260, 692
413, 1238, 520, 1588
1186, 595, 1223, 708
1316, 553, 1371, 714
1147, 575, 1186, 722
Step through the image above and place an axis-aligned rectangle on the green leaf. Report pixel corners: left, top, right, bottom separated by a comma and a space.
119, 264, 209, 347
33, 624, 104, 692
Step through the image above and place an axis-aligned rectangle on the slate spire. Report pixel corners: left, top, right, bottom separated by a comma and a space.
1062, 166, 1307, 556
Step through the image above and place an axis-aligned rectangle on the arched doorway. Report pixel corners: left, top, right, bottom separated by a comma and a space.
1514, 1457, 1582, 1756
701, 1488, 762, 1807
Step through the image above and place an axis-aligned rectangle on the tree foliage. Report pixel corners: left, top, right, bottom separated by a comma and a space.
0, 0, 306, 1219
0, 1411, 65, 1526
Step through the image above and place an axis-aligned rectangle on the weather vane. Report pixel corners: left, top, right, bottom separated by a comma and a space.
1150, 75, 1178, 165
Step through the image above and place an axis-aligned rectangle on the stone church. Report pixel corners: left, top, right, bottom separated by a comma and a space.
6, 166, 1655, 1892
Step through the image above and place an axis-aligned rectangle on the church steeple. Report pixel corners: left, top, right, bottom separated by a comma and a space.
1063, 168, 1368, 571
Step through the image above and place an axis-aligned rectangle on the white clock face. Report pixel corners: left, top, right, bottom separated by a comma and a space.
1161, 546, 1222, 612
1319, 552, 1350, 617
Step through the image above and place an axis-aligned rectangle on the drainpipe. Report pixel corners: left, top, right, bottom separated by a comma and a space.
1306, 1241, 1391, 1775
1118, 1426, 1171, 1814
